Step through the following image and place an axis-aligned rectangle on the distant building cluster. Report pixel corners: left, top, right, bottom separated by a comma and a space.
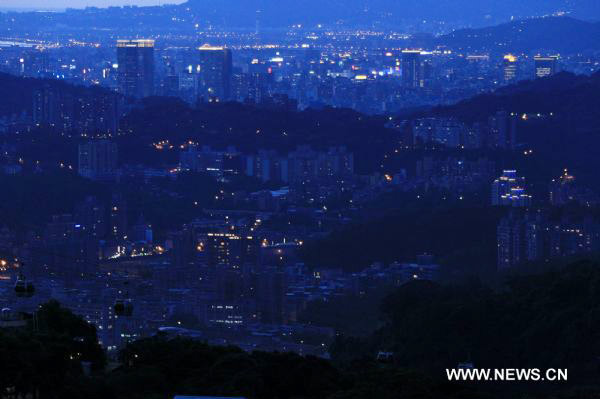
245, 145, 354, 184
406, 110, 520, 150
78, 140, 118, 181
496, 169, 600, 269
413, 156, 496, 192
0, 190, 437, 353
33, 84, 123, 134
491, 170, 532, 208
548, 169, 598, 206
179, 145, 239, 177
534, 55, 559, 78
0, 31, 577, 117
497, 210, 600, 269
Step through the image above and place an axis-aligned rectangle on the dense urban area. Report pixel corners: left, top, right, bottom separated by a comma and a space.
0, 1, 600, 398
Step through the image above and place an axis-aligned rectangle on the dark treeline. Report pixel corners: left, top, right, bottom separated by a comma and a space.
0, 301, 105, 397
5, 259, 600, 398
0, 303, 479, 399
331, 259, 600, 389
4, 69, 600, 182
300, 192, 503, 275
119, 98, 393, 174
424, 71, 600, 125
0, 171, 224, 240
413, 70, 600, 189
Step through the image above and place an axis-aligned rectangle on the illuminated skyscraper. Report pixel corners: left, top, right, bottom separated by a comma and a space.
503, 54, 518, 83
116, 39, 155, 98
197, 46, 233, 102
491, 170, 531, 207
549, 169, 576, 205
402, 50, 421, 88
534, 55, 558, 78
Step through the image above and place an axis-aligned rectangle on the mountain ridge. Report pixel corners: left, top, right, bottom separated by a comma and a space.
437, 16, 600, 53
1, 0, 599, 32
180, 0, 600, 28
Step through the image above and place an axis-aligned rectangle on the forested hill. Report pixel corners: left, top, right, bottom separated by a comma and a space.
421, 71, 600, 188
425, 71, 600, 124
303, 71, 600, 275
332, 259, 600, 392
118, 98, 394, 173
0, 72, 395, 173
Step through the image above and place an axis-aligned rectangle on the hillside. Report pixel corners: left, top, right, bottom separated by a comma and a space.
438, 16, 600, 53
181, 0, 600, 29
1, 1, 599, 33
333, 259, 600, 392
300, 195, 502, 275
118, 98, 392, 172
425, 71, 600, 187
427, 71, 600, 123
303, 71, 600, 275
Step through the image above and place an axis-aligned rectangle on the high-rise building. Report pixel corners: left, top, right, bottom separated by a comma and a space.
74, 196, 107, 239
500, 211, 600, 269
491, 170, 532, 207
256, 267, 286, 324
32, 84, 58, 126
109, 193, 128, 242
534, 55, 558, 78
130, 215, 153, 244
524, 212, 549, 262
401, 50, 421, 88
549, 169, 576, 206
245, 150, 287, 183
502, 54, 518, 83
78, 140, 118, 181
497, 211, 525, 269
116, 40, 155, 98
162, 65, 180, 97
197, 46, 233, 102
488, 110, 518, 149
195, 231, 255, 269
34, 85, 121, 134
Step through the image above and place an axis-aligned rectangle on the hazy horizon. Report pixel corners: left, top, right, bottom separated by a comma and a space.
0, 0, 186, 9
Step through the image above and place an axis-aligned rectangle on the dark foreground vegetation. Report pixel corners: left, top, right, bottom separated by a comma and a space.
4, 259, 600, 398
